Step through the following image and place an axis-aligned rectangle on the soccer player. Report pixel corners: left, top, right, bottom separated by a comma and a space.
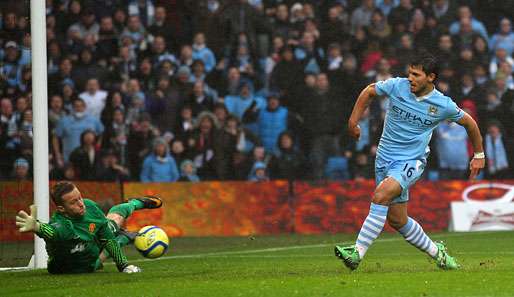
15, 181, 163, 274
335, 52, 485, 270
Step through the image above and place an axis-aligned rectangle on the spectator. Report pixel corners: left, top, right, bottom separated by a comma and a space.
368, 9, 391, 41
101, 91, 126, 127
268, 131, 305, 180
192, 32, 216, 73
7, 108, 33, 158
121, 15, 147, 49
79, 78, 108, 119
449, 5, 489, 40
230, 44, 256, 79
53, 98, 104, 165
472, 36, 490, 66
269, 46, 304, 104
178, 159, 200, 182
320, 4, 350, 48
128, 0, 156, 27
96, 16, 119, 63
102, 108, 129, 164
453, 17, 482, 50
455, 73, 484, 104
48, 94, 67, 134
376, 0, 399, 17
213, 103, 229, 128
0, 97, 15, 176
484, 120, 512, 179
95, 149, 130, 182
69, 130, 100, 180
135, 57, 155, 91
174, 104, 195, 141
350, 0, 375, 34
224, 114, 261, 179
489, 48, 514, 79
294, 31, 324, 74
0, 12, 20, 42
430, 0, 455, 27
388, 0, 415, 33
147, 6, 175, 50
224, 81, 266, 121
11, 96, 29, 124
49, 57, 74, 95
301, 73, 344, 179
489, 18, 514, 56
187, 111, 224, 180
434, 33, 456, 65
170, 138, 189, 167
187, 80, 216, 117
1, 41, 27, 90
127, 113, 159, 179
12, 157, 30, 180
435, 121, 469, 180
248, 161, 269, 181
140, 137, 179, 182
243, 92, 289, 153
0, 0, 510, 182
72, 48, 107, 90
67, 8, 99, 40
272, 4, 293, 40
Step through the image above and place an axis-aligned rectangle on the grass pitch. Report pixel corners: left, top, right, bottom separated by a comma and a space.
1, 231, 513, 297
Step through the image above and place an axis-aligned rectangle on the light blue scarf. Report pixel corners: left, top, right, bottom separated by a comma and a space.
485, 134, 509, 173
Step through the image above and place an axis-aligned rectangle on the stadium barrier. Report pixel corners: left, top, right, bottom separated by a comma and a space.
2, 180, 513, 240
123, 180, 514, 236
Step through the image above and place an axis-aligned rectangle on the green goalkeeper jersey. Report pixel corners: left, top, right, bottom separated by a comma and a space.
36, 199, 128, 274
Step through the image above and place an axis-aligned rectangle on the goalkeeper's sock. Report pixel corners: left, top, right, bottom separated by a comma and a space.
398, 217, 438, 258
355, 203, 388, 259
130, 199, 145, 210
108, 202, 136, 219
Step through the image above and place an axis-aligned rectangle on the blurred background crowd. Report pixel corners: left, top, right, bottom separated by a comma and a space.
0, 0, 512, 182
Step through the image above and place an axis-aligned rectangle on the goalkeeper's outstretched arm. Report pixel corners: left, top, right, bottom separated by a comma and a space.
15, 205, 57, 240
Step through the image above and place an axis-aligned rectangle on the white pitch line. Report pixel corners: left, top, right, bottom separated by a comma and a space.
127, 232, 475, 264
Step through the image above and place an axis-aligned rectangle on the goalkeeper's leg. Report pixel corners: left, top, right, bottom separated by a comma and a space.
106, 195, 163, 227
100, 196, 163, 262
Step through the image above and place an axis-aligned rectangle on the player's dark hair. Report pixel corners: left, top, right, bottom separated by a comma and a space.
409, 51, 439, 79
51, 181, 76, 206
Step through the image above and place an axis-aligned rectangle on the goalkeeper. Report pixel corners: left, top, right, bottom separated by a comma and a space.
15, 181, 162, 274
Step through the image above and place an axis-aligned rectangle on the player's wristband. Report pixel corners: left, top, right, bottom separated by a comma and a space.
473, 152, 485, 159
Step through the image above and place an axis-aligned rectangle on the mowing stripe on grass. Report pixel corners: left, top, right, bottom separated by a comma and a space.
127, 232, 476, 264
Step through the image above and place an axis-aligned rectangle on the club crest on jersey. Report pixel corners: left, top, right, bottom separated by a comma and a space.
428, 105, 438, 116
89, 223, 96, 233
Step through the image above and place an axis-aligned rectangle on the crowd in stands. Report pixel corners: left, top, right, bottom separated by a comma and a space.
0, 0, 513, 182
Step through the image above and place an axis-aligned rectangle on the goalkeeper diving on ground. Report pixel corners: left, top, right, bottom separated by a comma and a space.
15, 181, 162, 274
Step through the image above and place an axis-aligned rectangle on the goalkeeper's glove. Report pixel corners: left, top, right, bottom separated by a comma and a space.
15, 205, 40, 233
122, 264, 142, 273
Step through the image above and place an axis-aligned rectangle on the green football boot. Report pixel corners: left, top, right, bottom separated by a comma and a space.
132, 195, 163, 209
435, 241, 460, 270
334, 245, 361, 270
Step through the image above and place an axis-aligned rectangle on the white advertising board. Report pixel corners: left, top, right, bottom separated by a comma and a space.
450, 183, 514, 231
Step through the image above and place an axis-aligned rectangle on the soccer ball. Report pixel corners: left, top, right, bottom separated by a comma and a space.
134, 226, 169, 258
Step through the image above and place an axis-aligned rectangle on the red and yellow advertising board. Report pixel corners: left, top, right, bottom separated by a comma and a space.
2, 180, 514, 241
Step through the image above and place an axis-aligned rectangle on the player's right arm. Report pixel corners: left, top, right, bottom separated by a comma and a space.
15, 205, 58, 240
348, 83, 378, 139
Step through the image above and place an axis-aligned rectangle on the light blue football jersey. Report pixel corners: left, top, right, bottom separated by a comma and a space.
375, 77, 464, 162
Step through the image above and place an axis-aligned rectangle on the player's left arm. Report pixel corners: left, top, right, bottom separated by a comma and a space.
456, 112, 485, 179
96, 217, 139, 273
